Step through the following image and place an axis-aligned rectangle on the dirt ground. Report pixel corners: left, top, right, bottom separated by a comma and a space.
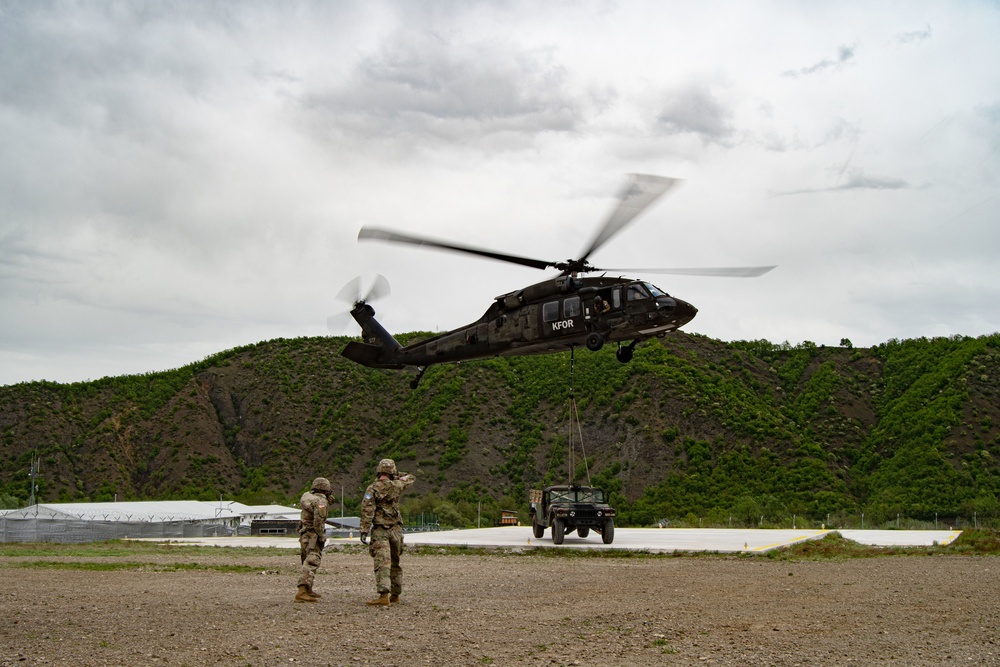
1, 547, 998, 667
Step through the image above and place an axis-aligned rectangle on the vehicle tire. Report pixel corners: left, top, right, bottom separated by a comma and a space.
577, 526, 590, 538
552, 518, 565, 545
616, 347, 633, 363
586, 332, 604, 351
532, 515, 545, 539
602, 518, 615, 544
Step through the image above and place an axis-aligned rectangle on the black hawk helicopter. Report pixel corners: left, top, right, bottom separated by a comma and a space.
338, 175, 774, 388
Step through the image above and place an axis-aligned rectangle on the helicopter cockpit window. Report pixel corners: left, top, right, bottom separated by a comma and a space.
627, 284, 650, 301
644, 282, 668, 298
563, 296, 581, 318
542, 301, 560, 322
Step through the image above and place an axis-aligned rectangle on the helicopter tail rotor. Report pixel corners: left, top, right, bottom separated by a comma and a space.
327, 274, 391, 333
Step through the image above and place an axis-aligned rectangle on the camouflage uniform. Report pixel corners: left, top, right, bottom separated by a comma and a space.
297, 480, 330, 594
360, 460, 415, 600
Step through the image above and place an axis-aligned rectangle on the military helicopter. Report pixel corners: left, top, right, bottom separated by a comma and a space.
338, 175, 774, 388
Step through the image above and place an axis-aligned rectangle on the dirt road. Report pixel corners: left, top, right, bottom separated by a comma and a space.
2, 548, 998, 666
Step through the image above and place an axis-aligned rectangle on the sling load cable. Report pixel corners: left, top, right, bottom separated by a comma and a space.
567, 347, 592, 487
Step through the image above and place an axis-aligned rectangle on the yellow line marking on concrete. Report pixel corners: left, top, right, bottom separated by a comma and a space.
745, 530, 831, 552
940, 530, 962, 546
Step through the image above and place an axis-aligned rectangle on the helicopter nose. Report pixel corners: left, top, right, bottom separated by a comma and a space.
673, 298, 698, 326
655, 297, 697, 327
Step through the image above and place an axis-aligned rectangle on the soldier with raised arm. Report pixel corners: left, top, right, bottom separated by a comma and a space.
359, 459, 415, 606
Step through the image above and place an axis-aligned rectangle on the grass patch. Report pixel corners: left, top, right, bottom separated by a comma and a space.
762, 529, 1000, 560
2, 530, 998, 564
406, 544, 684, 558
0, 540, 216, 558
0, 539, 301, 559
10, 560, 260, 573
945, 529, 1000, 555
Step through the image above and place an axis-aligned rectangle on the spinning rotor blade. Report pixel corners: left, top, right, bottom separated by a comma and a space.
577, 174, 681, 265
357, 175, 775, 279
326, 312, 354, 333
359, 226, 554, 271
598, 265, 777, 278
335, 273, 391, 305
327, 274, 391, 334
335, 276, 364, 304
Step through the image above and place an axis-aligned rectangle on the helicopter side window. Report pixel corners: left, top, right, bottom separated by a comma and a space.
611, 289, 622, 310
542, 301, 560, 322
627, 284, 650, 301
563, 296, 581, 318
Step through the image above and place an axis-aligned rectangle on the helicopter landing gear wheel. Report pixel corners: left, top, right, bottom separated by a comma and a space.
585, 332, 604, 351
616, 342, 636, 363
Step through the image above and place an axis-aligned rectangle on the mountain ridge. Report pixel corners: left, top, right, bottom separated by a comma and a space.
2, 332, 999, 527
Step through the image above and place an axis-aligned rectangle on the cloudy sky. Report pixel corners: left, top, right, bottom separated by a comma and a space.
2, 1, 998, 386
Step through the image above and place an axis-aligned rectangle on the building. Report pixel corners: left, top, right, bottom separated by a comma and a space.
0, 500, 298, 543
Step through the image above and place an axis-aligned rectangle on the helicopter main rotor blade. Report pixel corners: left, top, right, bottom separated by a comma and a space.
578, 174, 681, 265
359, 226, 555, 271
598, 265, 777, 277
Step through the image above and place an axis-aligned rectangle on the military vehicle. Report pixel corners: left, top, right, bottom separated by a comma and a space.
529, 485, 616, 545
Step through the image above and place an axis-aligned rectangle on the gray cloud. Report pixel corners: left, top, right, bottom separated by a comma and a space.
782, 43, 858, 78
978, 102, 1000, 126
299, 32, 596, 147
773, 169, 910, 196
2, 1, 1000, 385
895, 24, 932, 44
654, 84, 734, 145
835, 172, 909, 191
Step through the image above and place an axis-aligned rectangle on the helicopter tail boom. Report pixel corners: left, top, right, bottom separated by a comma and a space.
351, 303, 401, 347
341, 341, 405, 369
340, 302, 406, 368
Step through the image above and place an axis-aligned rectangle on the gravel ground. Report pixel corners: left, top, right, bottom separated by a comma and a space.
2, 548, 998, 666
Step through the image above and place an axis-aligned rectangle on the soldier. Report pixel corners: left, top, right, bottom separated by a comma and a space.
295, 476, 332, 603
360, 459, 415, 606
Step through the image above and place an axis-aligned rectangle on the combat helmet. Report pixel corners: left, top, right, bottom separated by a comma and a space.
376, 459, 397, 477
311, 477, 332, 493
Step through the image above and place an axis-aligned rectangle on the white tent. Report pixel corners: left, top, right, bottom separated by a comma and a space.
0, 500, 268, 543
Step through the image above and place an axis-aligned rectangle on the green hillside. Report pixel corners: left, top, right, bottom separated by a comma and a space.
2, 332, 999, 529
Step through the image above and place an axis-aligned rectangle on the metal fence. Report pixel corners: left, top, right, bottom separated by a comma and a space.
404, 513, 441, 532
0, 516, 233, 543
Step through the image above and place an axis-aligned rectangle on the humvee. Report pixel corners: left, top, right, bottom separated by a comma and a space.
528, 485, 616, 545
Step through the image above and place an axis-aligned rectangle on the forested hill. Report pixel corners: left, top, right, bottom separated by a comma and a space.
2, 332, 999, 528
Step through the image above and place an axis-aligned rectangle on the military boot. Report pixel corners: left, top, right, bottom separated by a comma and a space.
366, 592, 391, 606
295, 585, 318, 603
389, 594, 401, 604
307, 586, 322, 599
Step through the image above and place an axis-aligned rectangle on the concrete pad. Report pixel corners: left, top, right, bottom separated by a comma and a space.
839, 529, 961, 547
406, 526, 826, 553
142, 526, 962, 553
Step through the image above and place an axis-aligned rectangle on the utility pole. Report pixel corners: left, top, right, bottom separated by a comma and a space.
28, 453, 40, 507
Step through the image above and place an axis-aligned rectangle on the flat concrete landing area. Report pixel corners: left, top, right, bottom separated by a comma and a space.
151, 526, 962, 553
